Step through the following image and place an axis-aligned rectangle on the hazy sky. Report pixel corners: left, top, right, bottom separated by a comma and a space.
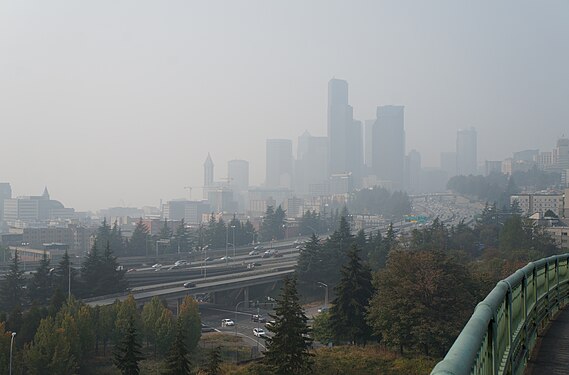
1, 1, 568, 211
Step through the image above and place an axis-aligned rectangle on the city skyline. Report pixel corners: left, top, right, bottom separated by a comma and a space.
1, 1, 567, 210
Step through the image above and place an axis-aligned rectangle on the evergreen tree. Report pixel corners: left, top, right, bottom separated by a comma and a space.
53, 250, 77, 297
128, 219, 150, 256
159, 219, 173, 240
28, 251, 52, 305
260, 205, 287, 242
113, 315, 144, 375
110, 220, 126, 256
0, 249, 25, 312
264, 276, 313, 375
297, 234, 324, 285
175, 219, 191, 253
163, 319, 191, 375
80, 242, 101, 297
96, 218, 112, 251
80, 241, 127, 297
100, 241, 128, 294
203, 346, 222, 375
243, 219, 257, 245
329, 244, 374, 345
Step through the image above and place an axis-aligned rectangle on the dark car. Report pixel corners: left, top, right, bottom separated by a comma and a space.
251, 314, 267, 323
201, 324, 215, 333
183, 282, 196, 288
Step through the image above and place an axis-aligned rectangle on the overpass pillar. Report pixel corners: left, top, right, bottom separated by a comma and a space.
244, 287, 250, 308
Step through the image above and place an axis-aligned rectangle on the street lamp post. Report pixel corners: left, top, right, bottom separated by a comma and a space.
225, 225, 229, 266
231, 225, 236, 257
317, 282, 328, 309
9, 331, 16, 375
234, 300, 253, 337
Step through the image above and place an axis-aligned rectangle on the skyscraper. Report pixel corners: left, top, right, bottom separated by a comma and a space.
266, 139, 293, 188
440, 152, 457, 178
456, 128, 477, 176
364, 119, 375, 169
228, 159, 249, 192
0, 182, 12, 228
372, 105, 405, 189
405, 149, 421, 192
294, 131, 328, 196
347, 120, 363, 188
203, 153, 214, 199
204, 153, 214, 187
327, 78, 352, 175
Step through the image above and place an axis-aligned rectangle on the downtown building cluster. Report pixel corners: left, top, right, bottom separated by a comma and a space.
3, 79, 569, 257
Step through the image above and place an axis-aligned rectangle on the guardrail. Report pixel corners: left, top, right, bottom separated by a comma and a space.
431, 253, 569, 375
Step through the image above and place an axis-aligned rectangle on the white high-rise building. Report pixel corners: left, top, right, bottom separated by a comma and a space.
372, 105, 405, 190
456, 128, 477, 176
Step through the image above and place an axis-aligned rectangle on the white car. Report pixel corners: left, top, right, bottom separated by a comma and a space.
220, 256, 232, 261
253, 328, 266, 337
174, 260, 187, 266
248, 250, 259, 256
151, 263, 162, 268
221, 319, 234, 327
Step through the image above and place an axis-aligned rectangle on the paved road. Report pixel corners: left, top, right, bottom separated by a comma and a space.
199, 304, 272, 351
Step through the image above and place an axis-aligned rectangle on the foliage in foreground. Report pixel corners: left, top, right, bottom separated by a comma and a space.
223, 345, 436, 375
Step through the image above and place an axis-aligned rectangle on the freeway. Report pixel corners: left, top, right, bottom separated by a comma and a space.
86, 268, 294, 307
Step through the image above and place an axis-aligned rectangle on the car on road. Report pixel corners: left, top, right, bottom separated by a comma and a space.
317, 306, 329, 313
251, 314, 266, 323
265, 320, 276, 328
174, 260, 188, 266
253, 328, 266, 337
253, 245, 264, 250
221, 319, 234, 327
220, 256, 232, 261
183, 282, 196, 288
262, 250, 274, 258
247, 262, 262, 269
151, 263, 162, 268
203, 257, 212, 262
201, 324, 215, 333
248, 250, 259, 256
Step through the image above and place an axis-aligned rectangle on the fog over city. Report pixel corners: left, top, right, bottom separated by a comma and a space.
1, 0, 567, 211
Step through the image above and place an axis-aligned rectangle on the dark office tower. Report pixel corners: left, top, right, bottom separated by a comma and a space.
228, 159, 249, 192
372, 105, 405, 190
295, 131, 328, 195
266, 139, 293, 188
456, 128, 477, 176
327, 78, 352, 174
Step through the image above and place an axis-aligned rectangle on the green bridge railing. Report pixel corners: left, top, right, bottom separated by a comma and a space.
431, 253, 569, 375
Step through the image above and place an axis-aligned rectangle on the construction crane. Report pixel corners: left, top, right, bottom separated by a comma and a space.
183, 186, 202, 200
